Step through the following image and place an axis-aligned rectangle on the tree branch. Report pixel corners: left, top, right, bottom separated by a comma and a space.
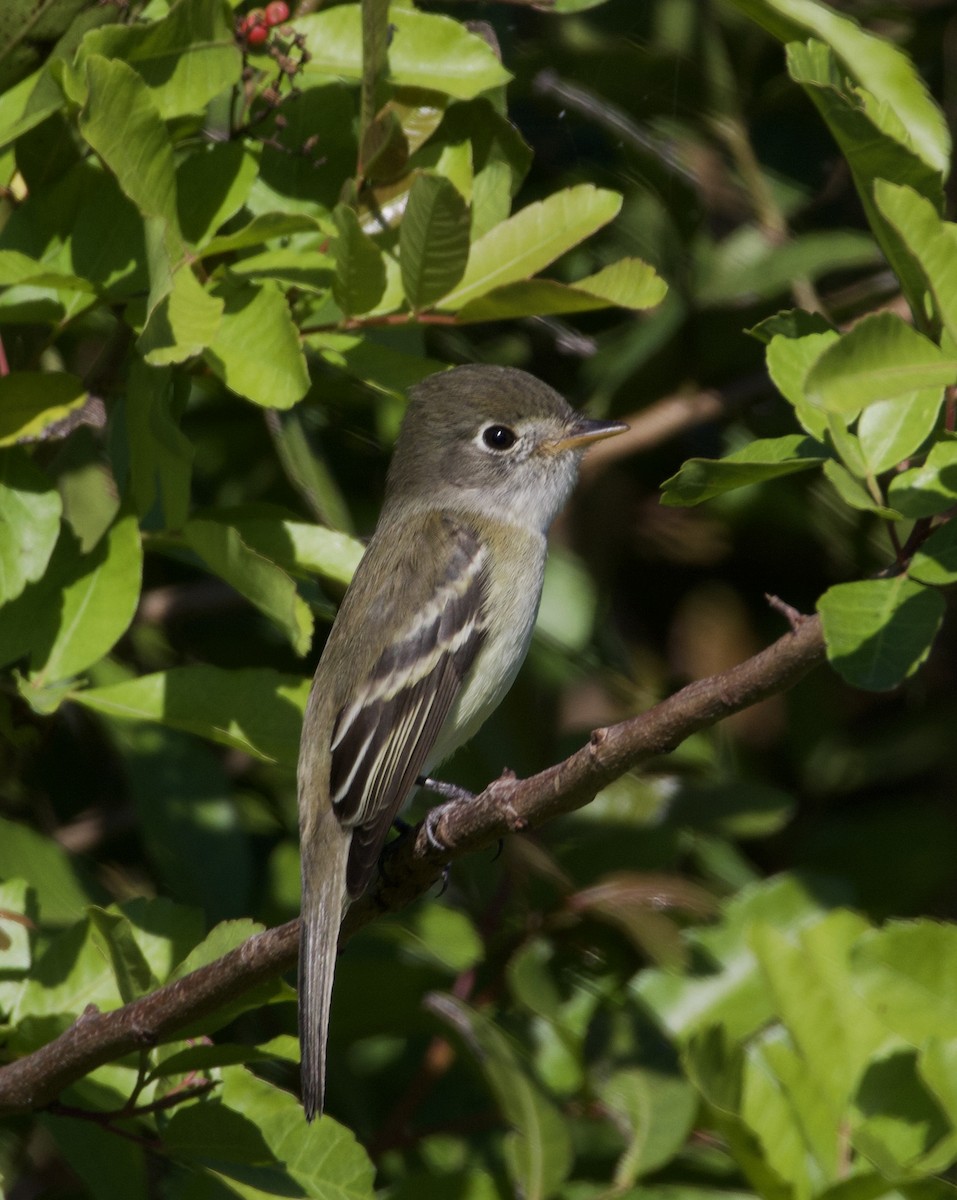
0, 613, 826, 1116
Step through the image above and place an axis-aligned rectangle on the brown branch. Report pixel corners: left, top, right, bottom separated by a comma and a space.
0, 614, 826, 1116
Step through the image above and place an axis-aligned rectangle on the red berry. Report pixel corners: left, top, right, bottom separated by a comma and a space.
246, 21, 269, 45
264, 1, 290, 25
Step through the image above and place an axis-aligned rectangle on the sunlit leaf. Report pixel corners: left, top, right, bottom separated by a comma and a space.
300, 4, 511, 99
817, 576, 944, 690
660, 435, 827, 507
438, 184, 622, 310
73, 666, 309, 764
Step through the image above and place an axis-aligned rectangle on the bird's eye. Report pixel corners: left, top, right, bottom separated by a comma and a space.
482, 424, 517, 451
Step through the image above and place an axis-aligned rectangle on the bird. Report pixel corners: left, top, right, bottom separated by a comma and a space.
297, 363, 627, 1119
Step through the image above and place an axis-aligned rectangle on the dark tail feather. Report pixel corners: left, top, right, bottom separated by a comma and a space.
298, 824, 348, 1121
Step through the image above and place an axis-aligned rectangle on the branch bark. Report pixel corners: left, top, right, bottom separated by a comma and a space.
0, 613, 826, 1116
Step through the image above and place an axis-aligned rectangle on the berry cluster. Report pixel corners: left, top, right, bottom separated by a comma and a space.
237, 2, 291, 48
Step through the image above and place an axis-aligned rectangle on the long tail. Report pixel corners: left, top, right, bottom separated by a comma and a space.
298, 812, 349, 1121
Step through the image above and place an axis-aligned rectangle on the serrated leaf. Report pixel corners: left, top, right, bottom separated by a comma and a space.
817, 576, 944, 690
805, 313, 957, 414
910, 522, 957, 586
660, 435, 827, 507
888, 441, 957, 518
183, 517, 313, 655
456, 256, 666, 322
438, 184, 622, 310
0, 371, 87, 446
203, 278, 310, 409
332, 203, 387, 316
0, 447, 61, 604
400, 173, 470, 311
300, 4, 511, 99
73, 666, 309, 765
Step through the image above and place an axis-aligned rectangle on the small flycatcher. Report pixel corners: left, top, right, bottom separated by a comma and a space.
297, 363, 626, 1118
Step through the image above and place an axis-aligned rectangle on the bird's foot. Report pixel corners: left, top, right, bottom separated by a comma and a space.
416, 774, 475, 803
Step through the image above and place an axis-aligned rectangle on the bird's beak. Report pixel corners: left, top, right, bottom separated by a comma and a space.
549, 416, 629, 453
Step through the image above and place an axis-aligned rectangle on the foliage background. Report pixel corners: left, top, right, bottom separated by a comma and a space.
1, 0, 957, 1197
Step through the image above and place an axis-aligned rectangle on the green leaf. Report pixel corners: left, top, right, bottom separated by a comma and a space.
123, 358, 193, 530
660, 435, 827, 507
635, 873, 848, 1042
73, 666, 309, 765
398, 906, 483, 973
183, 517, 314, 655
216, 1067, 376, 1196
0, 878, 33, 973
805, 313, 957, 414
822, 460, 901, 520
177, 143, 260, 248
88, 906, 157, 1003
75, 0, 241, 120
0, 816, 94, 925
598, 1069, 698, 1186
749, 911, 886, 1114
874, 181, 957, 345
203, 278, 310, 409
197, 213, 324, 260
214, 507, 364, 587
399, 173, 470, 312
116, 724, 253, 924
695, 226, 879, 307
43, 1118, 148, 1200
139, 264, 225, 365
851, 921, 957, 1042
0, 371, 87, 446
428, 993, 573, 1200
730, 0, 950, 174
78, 55, 180, 239
0, 512, 142, 684
786, 41, 945, 317
817, 576, 945, 690
766, 329, 839, 440
0, 67, 65, 150
0, 447, 61, 604
857, 388, 943, 476
332, 203, 387, 316
0, 249, 94, 298
300, 4, 511, 100
910, 522, 957, 586
750, 307, 836, 344
455, 257, 667, 322
438, 184, 622, 310
888, 441, 957, 518
8, 917, 125, 1045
